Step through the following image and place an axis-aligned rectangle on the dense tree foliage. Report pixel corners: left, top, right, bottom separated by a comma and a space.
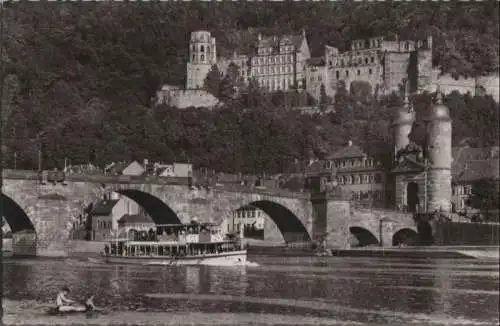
466, 179, 500, 221
1, 2, 498, 173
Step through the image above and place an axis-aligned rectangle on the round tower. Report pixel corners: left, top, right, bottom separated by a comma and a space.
424, 89, 452, 212
186, 30, 217, 90
391, 89, 415, 155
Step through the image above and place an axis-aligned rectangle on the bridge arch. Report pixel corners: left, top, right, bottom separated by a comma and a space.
349, 226, 379, 247
1, 193, 36, 233
234, 200, 311, 243
112, 189, 182, 225
392, 228, 419, 246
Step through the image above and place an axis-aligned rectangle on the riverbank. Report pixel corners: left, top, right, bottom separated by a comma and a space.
1, 299, 359, 325
330, 246, 499, 260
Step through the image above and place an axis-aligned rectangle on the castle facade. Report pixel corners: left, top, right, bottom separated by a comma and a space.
186, 30, 311, 93
157, 30, 498, 109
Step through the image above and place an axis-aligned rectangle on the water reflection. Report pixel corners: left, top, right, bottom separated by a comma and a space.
2, 256, 499, 324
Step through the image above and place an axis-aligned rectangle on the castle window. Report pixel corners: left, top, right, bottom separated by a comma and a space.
200, 45, 205, 53
369, 68, 373, 75
336, 71, 339, 80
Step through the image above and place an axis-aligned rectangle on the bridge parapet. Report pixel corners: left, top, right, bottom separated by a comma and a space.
212, 184, 309, 199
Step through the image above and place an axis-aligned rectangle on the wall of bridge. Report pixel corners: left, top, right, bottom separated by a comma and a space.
2, 170, 417, 256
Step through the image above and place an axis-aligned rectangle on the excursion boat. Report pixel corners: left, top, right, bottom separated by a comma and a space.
101, 222, 247, 266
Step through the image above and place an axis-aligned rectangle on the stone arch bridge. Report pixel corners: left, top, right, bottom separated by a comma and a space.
1, 170, 417, 256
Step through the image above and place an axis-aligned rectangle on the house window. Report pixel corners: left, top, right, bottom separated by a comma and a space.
369, 175, 374, 183
336, 71, 340, 80
200, 45, 205, 53
341, 160, 346, 168
357, 70, 360, 76
355, 175, 360, 184
207, 46, 210, 54
364, 175, 369, 183
405, 41, 409, 50
345, 70, 349, 77
365, 57, 368, 64
369, 68, 373, 75
201, 54, 205, 61
374, 173, 382, 183
371, 57, 375, 63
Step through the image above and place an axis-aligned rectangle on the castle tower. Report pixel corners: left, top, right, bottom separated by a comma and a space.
186, 31, 217, 90
424, 88, 453, 212
391, 84, 415, 156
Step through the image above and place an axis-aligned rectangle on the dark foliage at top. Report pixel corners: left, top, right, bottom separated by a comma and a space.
1, 2, 499, 173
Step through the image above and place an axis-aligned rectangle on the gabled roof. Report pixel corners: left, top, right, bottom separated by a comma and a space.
92, 199, 119, 216
454, 159, 500, 183
326, 144, 366, 160
118, 214, 154, 225
306, 57, 325, 67
305, 160, 330, 175
452, 146, 499, 179
392, 157, 426, 174
257, 32, 305, 53
105, 162, 129, 175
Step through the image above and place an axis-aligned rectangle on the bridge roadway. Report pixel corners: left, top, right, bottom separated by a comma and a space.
1, 169, 417, 256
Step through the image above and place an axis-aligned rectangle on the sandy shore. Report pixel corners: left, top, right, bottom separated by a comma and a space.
2, 299, 360, 325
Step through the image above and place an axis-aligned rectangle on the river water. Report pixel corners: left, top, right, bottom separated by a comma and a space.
2, 255, 499, 325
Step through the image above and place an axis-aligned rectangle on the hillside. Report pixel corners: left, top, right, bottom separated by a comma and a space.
1, 2, 499, 172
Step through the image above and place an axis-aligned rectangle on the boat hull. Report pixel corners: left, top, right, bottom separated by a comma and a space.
103, 250, 247, 266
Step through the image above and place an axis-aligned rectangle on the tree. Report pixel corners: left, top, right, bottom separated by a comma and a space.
204, 65, 223, 98
319, 83, 330, 113
219, 63, 242, 100
466, 178, 500, 222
